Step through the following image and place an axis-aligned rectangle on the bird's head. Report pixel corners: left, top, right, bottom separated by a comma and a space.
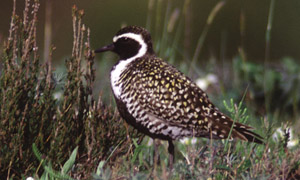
95, 26, 154, 59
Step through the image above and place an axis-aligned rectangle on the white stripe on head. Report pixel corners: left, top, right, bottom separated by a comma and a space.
113, 32, 147, 59
110, 33, 147, 98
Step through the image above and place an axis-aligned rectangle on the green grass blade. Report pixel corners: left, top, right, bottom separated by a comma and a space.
32, 143, 43, 162
62, 146, 78, 174
189, 1, 225, 75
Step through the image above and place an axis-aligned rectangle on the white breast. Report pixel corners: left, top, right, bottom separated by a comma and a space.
109, 33, 147, 99
110, 59, 134, 98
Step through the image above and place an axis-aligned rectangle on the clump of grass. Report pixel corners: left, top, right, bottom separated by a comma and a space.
233, 56, 300, 124
0, 1, 141, 179
32, 143, 77, 180
91, 99, 300, 179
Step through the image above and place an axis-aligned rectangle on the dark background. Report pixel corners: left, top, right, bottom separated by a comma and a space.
0, 0, 300, 65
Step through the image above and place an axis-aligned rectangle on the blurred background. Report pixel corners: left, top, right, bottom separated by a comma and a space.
1, 0, 300, 130
1, 0, 300, 62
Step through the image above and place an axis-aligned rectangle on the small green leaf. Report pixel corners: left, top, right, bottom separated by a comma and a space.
32, 143, 43, 162
62, 146, 78, 174
44, 165, 74, 180
131, 144, 147, 164
96, 160, 105, 175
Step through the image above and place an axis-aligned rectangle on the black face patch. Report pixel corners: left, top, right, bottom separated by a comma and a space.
114, 37, 141, 59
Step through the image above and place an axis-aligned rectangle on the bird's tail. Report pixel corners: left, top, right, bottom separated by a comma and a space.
210, 115, 263, 144
231, 122, 264, 144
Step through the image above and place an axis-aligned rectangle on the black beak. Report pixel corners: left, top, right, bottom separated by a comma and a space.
94, 43, 115, 53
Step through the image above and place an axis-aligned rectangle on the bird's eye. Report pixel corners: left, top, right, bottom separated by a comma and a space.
123, 37, 129, 41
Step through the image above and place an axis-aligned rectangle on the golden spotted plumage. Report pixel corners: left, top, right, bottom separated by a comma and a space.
114, 54, 262, 142
95, 26, 263, 169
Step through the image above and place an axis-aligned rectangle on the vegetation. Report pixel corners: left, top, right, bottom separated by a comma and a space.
0, 1, 140, 179
0, 0, 299, 179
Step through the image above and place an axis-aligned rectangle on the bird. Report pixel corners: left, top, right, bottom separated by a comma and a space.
95, 26, 263, 169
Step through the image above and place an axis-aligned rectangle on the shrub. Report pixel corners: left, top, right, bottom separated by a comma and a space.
0, 1, 140, 179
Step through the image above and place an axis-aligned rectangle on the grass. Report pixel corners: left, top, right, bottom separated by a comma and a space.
0, 0, 300, 179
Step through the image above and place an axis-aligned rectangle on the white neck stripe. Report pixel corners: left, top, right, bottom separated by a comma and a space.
110, 33, 147, 98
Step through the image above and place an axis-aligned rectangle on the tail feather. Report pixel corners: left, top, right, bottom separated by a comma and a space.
210, 115, 264, 144
233, 127, 264, 144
